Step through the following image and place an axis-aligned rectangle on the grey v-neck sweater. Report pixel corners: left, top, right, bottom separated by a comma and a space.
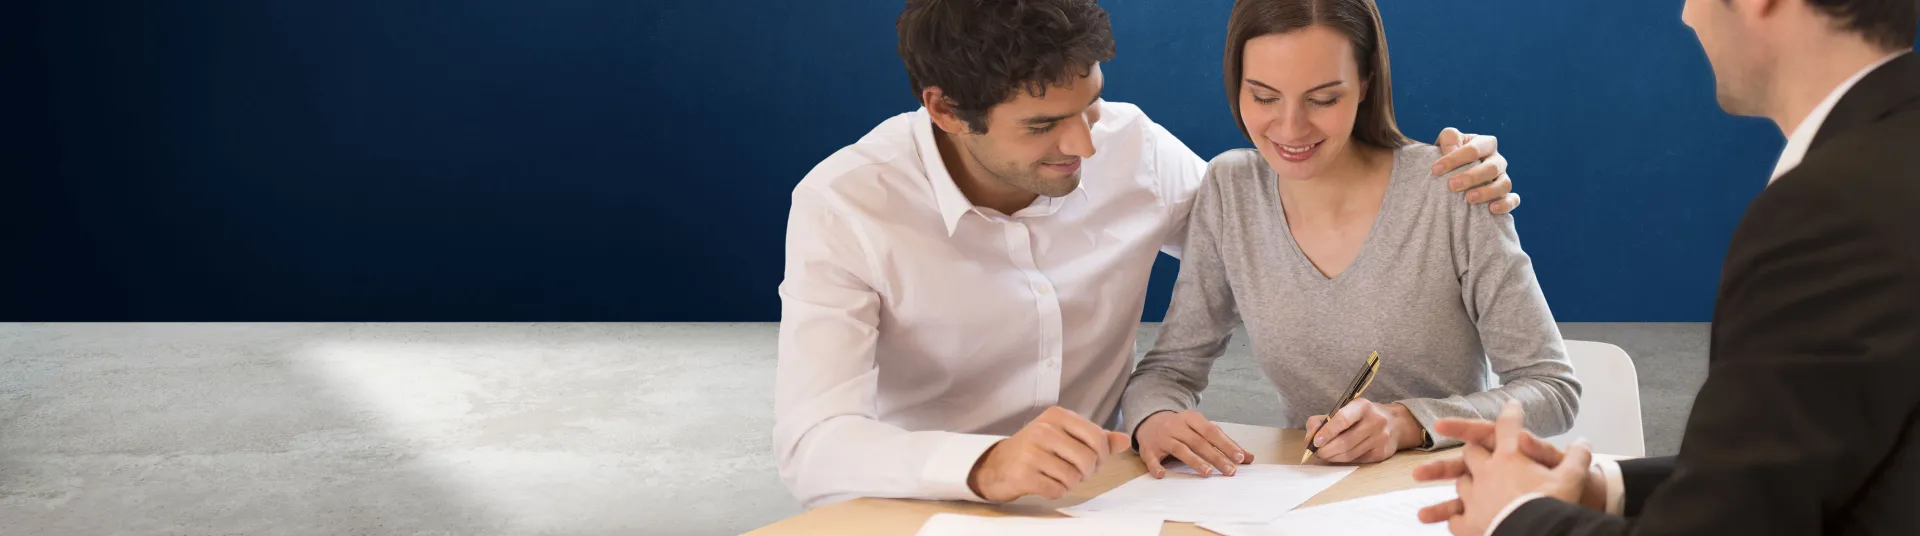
1121, 145, 1581, 449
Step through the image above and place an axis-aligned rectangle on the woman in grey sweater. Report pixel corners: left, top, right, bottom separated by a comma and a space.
1122, 0, 1580, 478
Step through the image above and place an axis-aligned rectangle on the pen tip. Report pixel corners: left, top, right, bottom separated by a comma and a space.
1299, 451, 1313, 464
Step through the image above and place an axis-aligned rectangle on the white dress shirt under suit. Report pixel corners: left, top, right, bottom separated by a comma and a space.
772, 102, 1207, 507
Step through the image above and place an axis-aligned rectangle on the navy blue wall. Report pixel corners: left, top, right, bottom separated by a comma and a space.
10, 2, 1903, 321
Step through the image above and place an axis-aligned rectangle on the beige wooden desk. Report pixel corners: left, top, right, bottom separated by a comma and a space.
747, 422, 1458, 535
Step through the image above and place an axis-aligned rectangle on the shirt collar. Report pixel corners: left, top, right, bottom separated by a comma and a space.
910, 108, 1093, 236
910, 108, 976, 236
1770, 50, 1910, 183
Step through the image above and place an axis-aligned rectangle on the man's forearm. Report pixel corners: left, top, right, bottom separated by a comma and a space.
964, 439, 1006, 499
777, 415, 1004, 507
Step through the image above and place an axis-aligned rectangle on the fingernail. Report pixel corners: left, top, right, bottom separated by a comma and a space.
1202, 464, 1214, 475
1234, 451, 1245, 463
1224, 466, 1236, 476
1449, 179, 1462, 190
1315, 436, 1326, 447
1433, 164, 1445, 174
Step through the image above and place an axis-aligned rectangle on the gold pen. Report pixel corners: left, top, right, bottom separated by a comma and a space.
1301, 351, 1382, 463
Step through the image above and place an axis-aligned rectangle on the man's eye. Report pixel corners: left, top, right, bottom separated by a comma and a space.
1029, 123, 1057, 134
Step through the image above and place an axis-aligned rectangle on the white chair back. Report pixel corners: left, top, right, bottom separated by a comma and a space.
1547, 340, 1647, 457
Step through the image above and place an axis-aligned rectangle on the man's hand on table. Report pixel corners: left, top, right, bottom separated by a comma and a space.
1411, 412, 1610, 520
1410, 401, 1604, 535
967, 406, 1131, 502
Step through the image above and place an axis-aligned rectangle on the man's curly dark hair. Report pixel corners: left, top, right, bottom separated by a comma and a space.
897, 0, 1116, 134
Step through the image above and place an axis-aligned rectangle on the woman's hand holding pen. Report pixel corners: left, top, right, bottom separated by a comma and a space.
1303, 398, 1424, 464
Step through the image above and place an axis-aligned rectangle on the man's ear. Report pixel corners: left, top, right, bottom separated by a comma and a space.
1736, 0, 1781, 20
921, 87, 971, 135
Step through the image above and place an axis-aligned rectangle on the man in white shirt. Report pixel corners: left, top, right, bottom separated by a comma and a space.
1412, 0, 1920, 535
774, 0, 1523, 508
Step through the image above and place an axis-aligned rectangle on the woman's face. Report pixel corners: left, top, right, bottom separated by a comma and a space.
1239, 25, 1368, 181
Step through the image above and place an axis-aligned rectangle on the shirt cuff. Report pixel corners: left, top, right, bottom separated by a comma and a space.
1596, 459, 1626, 515
1396, 401, 1461, 450
1485, 492, 1547, 536
921, 433, 1008, 502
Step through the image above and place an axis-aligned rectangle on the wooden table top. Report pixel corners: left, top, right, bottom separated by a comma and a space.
746, 421, 1460, 535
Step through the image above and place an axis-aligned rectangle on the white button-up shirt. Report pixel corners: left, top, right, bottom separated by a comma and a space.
773, 102, 1206, 507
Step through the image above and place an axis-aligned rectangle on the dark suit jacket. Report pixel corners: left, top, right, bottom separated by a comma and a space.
1496, 51, 1920, 535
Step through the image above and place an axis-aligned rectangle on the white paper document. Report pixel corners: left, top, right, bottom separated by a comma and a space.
1198, 484, 1457, 536
1057, 463, 1356, 524
913, 513, 1162, 536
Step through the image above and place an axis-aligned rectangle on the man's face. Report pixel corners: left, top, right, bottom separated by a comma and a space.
1683, 0, 1771, 116
957, 64, 1105, 198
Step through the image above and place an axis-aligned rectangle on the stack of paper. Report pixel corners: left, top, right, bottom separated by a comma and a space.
913, 513, 1162, 536
1198, 485, 1456, 536
1057, 463, 1357, 524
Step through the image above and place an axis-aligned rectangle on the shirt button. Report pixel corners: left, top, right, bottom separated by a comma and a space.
1035, 284, 1053, 296
1045, 359, 1058, 369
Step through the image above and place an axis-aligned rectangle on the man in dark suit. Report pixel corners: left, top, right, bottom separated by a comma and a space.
1409, 0, 1920, 534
